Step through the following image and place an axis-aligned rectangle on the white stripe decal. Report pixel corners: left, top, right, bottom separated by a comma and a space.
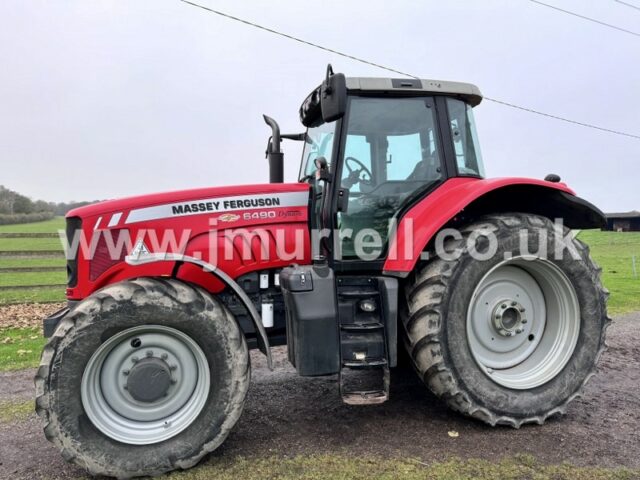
125, 191, 309, 225
94, 216, 102, 230
108, 212, 123, 227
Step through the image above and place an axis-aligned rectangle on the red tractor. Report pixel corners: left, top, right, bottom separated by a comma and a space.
37, 66, 609, 478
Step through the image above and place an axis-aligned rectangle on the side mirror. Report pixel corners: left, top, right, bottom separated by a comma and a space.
314, 156, 330, 182
320, 64, 346, 123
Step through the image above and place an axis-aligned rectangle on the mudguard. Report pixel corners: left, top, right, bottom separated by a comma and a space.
383, 177, 606, 275
126, 252, 273, 369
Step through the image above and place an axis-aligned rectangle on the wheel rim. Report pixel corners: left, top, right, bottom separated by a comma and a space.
81, 325, 210, 445
467, 257, 580, 389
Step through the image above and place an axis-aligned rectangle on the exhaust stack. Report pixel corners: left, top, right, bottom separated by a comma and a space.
263, 115, 284, 183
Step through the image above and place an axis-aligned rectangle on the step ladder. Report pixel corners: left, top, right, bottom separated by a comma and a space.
337, 279, 390, 405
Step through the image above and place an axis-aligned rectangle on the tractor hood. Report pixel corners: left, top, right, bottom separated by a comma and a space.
67, 183, 311, 229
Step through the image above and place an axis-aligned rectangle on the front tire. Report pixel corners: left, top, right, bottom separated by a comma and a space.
402, 213, 609, 427
35, 278, 250, 478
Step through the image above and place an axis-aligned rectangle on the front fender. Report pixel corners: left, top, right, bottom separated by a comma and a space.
125, 253, 273, 369
383, 177, 605, 275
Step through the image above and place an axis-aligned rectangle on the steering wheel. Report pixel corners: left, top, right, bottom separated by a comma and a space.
344, 156, 373, 189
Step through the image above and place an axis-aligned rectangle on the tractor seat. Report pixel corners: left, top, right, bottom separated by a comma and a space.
406, 157, 441, 183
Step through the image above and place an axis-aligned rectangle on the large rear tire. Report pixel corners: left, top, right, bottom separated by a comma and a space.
35, 278, 250, 478
402, 213, 609, 427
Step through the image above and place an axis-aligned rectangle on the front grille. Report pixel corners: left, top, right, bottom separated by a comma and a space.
65, 216, 82, 287
90, 229, 127, 281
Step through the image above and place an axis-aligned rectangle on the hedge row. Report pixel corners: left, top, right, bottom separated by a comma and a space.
0, 212, 55, 225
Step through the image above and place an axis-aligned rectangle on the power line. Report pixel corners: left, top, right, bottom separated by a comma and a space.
179, 0, 417, 79
528, 0, 640, 37
179, 0, 640, 141
614, 0, 640, 12
483, 97, 640, 139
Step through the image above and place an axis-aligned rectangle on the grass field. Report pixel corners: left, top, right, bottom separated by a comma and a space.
577, 230, 640, 315
0, 216, 65, 233
0, 217, 67, 305
0, 327, 43, 371
0, 237, 63, 251
0, 271, 66, 287
0, 288, 65, 305
0, 257, 65, 269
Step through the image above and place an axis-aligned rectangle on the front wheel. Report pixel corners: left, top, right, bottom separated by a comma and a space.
35, 278, 250, 478
402, 213, 609, 427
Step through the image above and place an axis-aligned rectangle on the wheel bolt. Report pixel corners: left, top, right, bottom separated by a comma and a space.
122, 369, 130, 376
516, 328, 524, 334
511, 301, 517, 306
131, 356, 139, 363
170, 379, 177, 384
146, 350, 154, 357
520, 307, 526, 313
170, 364, 177, 371
161, 353, 168, 360
501, 304, 507, 309
521, 319, 528, 324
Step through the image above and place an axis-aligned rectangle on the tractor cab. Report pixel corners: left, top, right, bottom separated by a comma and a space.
267, 65, 485, 262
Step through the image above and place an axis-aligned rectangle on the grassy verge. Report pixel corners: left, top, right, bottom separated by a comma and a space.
166, 454, 638, 480
577, 230, 640, 315
0, 216, 65, 233
0, 271, 66, 287
0, 287, 65, 305
0, 257, 65, 269
0, 399, 34, 423
0, 237, 63, 251
0, 327, 45, 371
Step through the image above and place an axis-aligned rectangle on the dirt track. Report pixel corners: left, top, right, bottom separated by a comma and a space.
1, 313, 639, 479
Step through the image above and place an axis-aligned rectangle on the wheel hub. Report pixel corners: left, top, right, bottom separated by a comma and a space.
492, 300, 527, 337
81, 325, 210, 445
466, 258, 581, 389
126, 357, 173, 403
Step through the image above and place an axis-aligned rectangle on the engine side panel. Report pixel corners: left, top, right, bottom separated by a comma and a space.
66, 184, 311, 300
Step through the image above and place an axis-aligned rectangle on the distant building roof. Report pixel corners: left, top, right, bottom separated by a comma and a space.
606, 210, 640, 219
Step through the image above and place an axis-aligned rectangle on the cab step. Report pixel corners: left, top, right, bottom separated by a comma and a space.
337, 277, 393, 405
340, 364, 390, 405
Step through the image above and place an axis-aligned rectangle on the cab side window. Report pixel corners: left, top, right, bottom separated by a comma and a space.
447, 98, 485, 177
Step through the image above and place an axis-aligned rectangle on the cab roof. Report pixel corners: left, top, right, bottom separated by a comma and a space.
345, 77, 483, 107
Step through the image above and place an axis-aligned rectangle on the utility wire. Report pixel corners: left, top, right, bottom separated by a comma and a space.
180, 0, 417, 79
483, 97, 640, 139
180, 0, 640, 140
614, 0, 640, 12
528, 0, 640, 37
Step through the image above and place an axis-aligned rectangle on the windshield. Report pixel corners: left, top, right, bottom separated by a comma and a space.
299, 121, 336, 180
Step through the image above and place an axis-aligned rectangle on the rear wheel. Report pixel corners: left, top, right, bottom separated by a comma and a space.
35, 278, 250, 477
402, 213, 609, 427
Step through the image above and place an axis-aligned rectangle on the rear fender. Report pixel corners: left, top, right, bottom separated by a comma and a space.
383, 177, 606, 275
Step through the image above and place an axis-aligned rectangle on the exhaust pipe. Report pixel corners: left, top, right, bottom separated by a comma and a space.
263, 115, 284, 183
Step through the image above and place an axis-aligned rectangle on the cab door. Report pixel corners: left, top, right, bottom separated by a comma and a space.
333, 96, 445, 265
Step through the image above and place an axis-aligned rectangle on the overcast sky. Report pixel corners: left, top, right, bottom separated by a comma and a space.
1, 0, 638, 212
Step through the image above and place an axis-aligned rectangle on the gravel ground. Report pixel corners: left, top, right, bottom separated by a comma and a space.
1, 312, 639, 479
